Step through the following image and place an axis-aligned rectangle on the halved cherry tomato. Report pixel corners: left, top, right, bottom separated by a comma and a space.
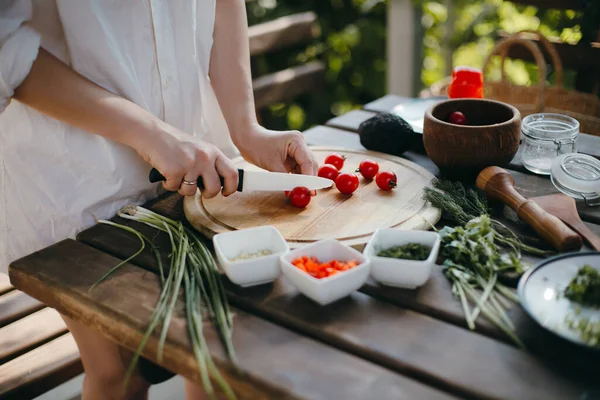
376, 170, 397, 191
318, 164, 339, 181
335, 172, 359, 194
356, 159, 379, 180
288, 186, 311, 208
324, 153, 346, 171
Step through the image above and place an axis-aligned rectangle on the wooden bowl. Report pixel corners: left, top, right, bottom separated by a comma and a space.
423, 98, 521, 177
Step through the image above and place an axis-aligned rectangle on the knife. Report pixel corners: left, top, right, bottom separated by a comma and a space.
149, 167, 333, 192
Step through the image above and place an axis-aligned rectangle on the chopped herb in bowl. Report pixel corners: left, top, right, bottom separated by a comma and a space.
377, 243, 432, 261
563, 265, 600, 308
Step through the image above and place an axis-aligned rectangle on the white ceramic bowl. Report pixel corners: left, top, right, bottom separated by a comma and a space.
212, 226, 289, 287
363, 229, 440, 288
280, 239, 370, 306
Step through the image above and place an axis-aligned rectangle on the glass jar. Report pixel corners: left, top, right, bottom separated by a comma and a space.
521, 113, 579, 175
551, 154, 600, 207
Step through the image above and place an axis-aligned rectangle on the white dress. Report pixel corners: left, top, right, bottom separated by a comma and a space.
0, 0, 238, 274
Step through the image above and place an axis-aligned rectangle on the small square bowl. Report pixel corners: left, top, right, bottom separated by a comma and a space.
279, 239, 370, 306
363, 229, 441, 289
212, 226, 289, 287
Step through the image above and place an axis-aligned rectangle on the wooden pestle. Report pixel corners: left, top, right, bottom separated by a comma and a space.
476, 166, 582, 252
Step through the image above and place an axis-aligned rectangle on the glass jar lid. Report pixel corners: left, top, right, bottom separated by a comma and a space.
522, 113, 579, 142
550, 154, 600, 206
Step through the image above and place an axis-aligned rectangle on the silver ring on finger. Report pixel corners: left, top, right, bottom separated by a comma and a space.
182, 179, 197, 186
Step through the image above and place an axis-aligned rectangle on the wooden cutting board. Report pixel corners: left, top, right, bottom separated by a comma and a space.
183, 147, 441, 249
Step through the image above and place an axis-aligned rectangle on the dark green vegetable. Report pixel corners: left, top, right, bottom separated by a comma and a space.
563, 265, 600, 308
377, 243, 432, 260
358, 113, 417, 156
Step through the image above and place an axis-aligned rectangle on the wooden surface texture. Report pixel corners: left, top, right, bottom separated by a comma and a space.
9, 94, 600, 400
185, 147, 440, 248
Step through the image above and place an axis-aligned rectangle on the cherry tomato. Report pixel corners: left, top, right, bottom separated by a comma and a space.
376, 171, 397, 191
288, 186, 311, 208
318, 164, 339, 181
449, 111, 466, 125
324, 153, 346, 171
356, 159, 379, 180
335, 172, 359, 195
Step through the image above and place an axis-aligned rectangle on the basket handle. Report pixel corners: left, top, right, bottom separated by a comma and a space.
483, 35, 547, 113
514, 30, 565, 88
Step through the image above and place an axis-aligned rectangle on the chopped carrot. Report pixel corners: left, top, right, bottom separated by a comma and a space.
290, 256, 360, 279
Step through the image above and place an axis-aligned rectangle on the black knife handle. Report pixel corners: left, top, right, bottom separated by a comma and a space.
149, 168, 244, 192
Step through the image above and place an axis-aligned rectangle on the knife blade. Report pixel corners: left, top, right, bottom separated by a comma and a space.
149, 167, 333, 192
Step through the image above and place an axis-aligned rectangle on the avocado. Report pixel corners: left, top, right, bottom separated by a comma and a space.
358, 113, 418, 156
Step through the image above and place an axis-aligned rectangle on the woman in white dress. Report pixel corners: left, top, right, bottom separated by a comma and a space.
0, 0, 318, 398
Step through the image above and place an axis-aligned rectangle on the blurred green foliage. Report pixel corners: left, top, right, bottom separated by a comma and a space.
247, 0, 387, 132
420, 0, 596, 91
249, 0, 598, 132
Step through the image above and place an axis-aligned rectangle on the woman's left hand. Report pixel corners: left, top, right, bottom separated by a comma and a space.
235, 124, 319, 176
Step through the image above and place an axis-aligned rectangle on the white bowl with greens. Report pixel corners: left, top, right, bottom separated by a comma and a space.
518, 252, 600, 350
363, 229, 440, 289
213, 226, 289, 287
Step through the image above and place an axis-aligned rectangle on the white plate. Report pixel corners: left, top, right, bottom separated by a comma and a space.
392, 96, 447, 134
518, 252, 600, 350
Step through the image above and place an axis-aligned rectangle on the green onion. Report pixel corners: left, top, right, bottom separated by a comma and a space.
93, 205, 238, 400
439, 215, 525, 348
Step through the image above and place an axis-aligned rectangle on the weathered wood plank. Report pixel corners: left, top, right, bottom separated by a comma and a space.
0, 307, 68, 363
253, 61, 325, 109
8, 240, 458, 400
0, 333, 82, 400
76, 211, 598, 400
249, 12, 319, 56
0, 274, 12, 296
0, 290, 44, 328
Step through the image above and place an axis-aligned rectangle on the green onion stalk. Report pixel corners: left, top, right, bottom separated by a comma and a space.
92, 205, 238, 400
439, 215, 526, 348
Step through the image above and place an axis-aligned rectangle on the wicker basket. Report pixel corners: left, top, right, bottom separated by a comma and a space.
482, 31, 600, 136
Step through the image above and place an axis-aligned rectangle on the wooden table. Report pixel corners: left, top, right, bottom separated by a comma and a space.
9, 95, 600, 400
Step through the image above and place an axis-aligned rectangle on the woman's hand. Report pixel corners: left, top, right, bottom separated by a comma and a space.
136, 124, 239, 198
235, 124, 319, 176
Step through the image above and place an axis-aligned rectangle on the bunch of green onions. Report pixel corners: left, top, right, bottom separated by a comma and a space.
91, 205, 238, 400
439, 216, 525, 348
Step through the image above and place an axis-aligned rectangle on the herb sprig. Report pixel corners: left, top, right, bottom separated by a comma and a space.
563, 265, 600, 308
421, 179, 556, 348
423, 179, 552, 257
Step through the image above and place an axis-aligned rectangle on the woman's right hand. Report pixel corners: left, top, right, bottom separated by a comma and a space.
134, 124, 239, 198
